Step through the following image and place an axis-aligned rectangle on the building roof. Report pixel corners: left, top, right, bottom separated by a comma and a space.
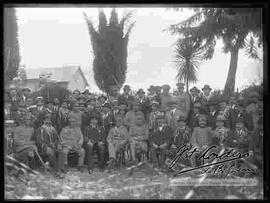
25, 66, 89, 86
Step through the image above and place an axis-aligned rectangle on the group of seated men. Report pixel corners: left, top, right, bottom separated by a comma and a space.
4, 82, 263, 178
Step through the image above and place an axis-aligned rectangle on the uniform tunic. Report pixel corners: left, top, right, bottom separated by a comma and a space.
191, 127, 213, 149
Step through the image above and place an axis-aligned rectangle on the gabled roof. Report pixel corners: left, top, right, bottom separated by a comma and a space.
25, 66, 89, 86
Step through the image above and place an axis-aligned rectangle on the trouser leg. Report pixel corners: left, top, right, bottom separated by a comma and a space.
98, 144, 105, 169
150, 148, 158, 165
77, 148, 85, 167
62, 148, 70, 166
108, 143, 116, 159
86, 144, 94, 169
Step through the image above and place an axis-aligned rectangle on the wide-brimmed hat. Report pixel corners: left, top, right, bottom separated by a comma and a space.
162, 84, 170, 90
202, 84, 212, 91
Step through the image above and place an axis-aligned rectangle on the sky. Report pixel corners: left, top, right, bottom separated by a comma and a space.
15, 6, 263, 93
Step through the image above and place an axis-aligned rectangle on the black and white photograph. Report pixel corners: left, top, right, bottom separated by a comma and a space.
4, 4, 266, 200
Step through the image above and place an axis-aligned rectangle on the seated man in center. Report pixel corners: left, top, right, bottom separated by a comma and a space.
60, 114, 85, 172
129, 111, 149, 162
84, 113, 107, 174
107, 115, 133, 167
149, 112, 174, 169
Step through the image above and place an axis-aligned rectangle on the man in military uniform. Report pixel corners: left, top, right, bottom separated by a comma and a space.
84, 114, 107, 173
60, 114, 85, 172
36, 114, 64, 177
101, 102, 115, 135
13, 113, 37, 169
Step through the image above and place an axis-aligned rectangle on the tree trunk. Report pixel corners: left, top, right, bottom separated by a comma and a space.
186, 80, 189, 94
223, 48, 239, 98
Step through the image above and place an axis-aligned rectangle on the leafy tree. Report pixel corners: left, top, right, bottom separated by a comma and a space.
84, 8, 135, 95
174, 37, 210, 92
4, 7, 21, 84
167, 8, 262, 97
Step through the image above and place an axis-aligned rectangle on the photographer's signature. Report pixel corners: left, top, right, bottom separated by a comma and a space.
169, 145, 258, 176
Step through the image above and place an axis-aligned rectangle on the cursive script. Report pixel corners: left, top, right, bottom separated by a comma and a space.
169, 145, 252, 175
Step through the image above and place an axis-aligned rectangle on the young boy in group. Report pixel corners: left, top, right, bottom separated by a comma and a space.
149, 112, 174, 169
107, 115, 133, 168
212, 115, 230, 149
129, 111, 149, 162
149, 101, 161, 131
84, 114, 107, 173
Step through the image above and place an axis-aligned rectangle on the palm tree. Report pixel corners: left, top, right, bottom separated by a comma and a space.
174, 37, 209, 92
83, 8, 135, 95
167, 8, 262, 97
4, 7, 21, 84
